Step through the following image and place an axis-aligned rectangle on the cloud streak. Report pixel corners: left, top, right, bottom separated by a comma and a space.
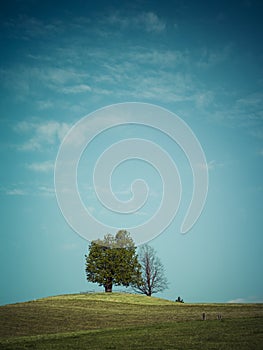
106, 11, 166, 33
228, 297, 263, 303
27, 161, 54, 172
14, 120, 71, 151
1, 184, 54, 197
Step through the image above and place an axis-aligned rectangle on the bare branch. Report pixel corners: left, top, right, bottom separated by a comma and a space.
132, 244, 168, 296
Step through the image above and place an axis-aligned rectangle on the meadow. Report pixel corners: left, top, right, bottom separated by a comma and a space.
0, 293, 262, 349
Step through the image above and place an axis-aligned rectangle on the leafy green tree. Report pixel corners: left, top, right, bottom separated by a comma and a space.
133, 244, 168, 296
85, 230, 142, 292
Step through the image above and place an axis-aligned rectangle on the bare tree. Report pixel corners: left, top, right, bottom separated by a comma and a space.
133, 244, 168, 296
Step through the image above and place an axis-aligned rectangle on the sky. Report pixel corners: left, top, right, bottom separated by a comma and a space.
0, 0, 262, 305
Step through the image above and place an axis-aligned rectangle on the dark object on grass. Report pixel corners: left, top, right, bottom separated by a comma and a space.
175, 296, 184, 303
202, 312, 206, 320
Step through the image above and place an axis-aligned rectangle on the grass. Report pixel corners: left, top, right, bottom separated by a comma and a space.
0, 293, 262, 349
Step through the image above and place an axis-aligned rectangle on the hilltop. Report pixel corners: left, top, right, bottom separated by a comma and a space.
0, 292, 262, 349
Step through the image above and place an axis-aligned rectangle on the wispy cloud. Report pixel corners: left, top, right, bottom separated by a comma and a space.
27, 161, 54, 172
139, 12, 166, 33
40, 68, 90, 92
90, 61, 197, 103
2, 15, 67, 41
1, 12, 260, 129
126, 48, 188, 67
14, 120, 71, 151
106, 11, 166, 33
197, 160, 224, 172
0, 38, 210, 107
38, 186, 55, 197
4, 188, 28, 196
236, 92, 263, 108
196, 45, 233, 69
1, 184, 54, 197
61, 84, 92, 94
207, 160, 224, 171
200, 88, 263, 133
228, 298, 247, 303
228, 296, 263, 303
0, 65, 91, 100
194, 91, 215, 108
36, 100, 54, 110
234, 92, 263, 131
2, 11, 165, 48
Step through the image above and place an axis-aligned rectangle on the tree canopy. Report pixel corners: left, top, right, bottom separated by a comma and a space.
85, 230, 142, 292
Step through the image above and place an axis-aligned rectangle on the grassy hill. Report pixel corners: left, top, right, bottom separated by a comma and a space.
0, 293, 262, 349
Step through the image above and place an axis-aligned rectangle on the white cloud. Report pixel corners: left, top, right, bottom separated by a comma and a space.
194, 91, 214, 108
27, 161, 54, 172
29, 67, 90, 94
227, 297, 263, 303
3, 16, 65, 40
227, 298, 247, 303
14, 120, 71, 151
61, 84, 92, 94
91, 61, 196, 103
236, 92, 263, 108
0, 42, 202, 107
196, 45, 232, 69
198, 160, 224, 171
38, 186, 55, 197
106, 11, 166, 33
36, 100, 54, 110
1, 184, 55, 197
3, 12, 166, 45
5, 188, 27, 196
140, 12, 166, 33
126, 48, 188, 67
207, 160, 224, 170
233, 92, 263, 132
0, 65, 91, 99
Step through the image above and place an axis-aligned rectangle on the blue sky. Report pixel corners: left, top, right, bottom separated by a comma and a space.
0, 0, 262, 305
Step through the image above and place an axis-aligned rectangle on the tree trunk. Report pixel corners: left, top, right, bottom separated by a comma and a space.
104, 279, 113, 292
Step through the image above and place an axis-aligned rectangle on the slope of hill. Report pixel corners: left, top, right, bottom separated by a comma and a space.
0, 292, 262, 349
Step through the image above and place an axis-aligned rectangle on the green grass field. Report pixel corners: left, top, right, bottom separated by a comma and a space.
0, 293, 262, 349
